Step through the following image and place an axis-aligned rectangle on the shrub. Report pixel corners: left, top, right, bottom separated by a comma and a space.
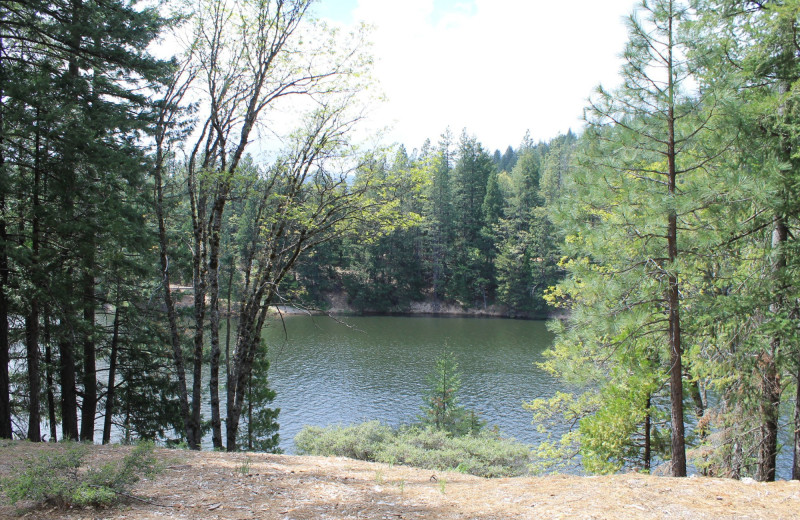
1, 441, 160, 507
294, 421, 394, 460
294, 422, 532, 477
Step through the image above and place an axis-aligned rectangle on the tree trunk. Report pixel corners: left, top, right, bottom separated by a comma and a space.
44, 308, 56, 442
226, 298, 265, 451
190, 207, 206, 450
25, 310, 41, 441
666, 6, 686, 477
0, 222, 10, 438
102, 304, 120, 444
187, 158, 209, 450
153, 130, 193, 448
757, 350, 780, 482
59, 334, 79, 441
80, 266, 96, 442
25, 111, 43, 442
0, 26, 11, 438
758, 216, 786, 482
209, 204, 225, 450
644, 395, 651, 472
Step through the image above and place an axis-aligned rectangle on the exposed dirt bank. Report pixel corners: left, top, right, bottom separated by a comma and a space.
1, 441, 798, 519
169, 284, 549, 319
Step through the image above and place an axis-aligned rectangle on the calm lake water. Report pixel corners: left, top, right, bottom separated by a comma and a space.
197, 314, 793, 479
259, 315, 558, 453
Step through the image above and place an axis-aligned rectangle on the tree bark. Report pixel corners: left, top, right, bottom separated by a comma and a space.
25, 106, 43, 442
59, 334, 79, 441
152, 96, 193, 448
758, 215, 786, 482
757, 349, 780, 482
102, 304, 120, 444
209, 204, 225, 450
188, 173, 207, 450
80, 265, 96, 442
644, 395, 651, 472
0, 23, 12, 440
43, 307, 56, 442
25, 310, 41, 441
666, 4, 686, 477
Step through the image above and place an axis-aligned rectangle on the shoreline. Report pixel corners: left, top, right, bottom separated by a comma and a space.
269, 301, 557, 321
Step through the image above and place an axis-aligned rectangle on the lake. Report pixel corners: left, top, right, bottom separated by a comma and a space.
259, 315, 558, 453
216, 313, 793, 479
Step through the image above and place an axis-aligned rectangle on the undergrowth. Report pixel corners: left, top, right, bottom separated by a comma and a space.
295, 421, 532, 477
1, 440, 160, 507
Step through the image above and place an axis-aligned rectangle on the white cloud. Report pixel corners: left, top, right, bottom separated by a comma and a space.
334, 0, 638, 152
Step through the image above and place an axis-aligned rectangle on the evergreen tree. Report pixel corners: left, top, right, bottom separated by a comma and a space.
449, 130, 496, 306
689, 0, 800, 481
420, 351, 484, 435
424, 131, 455, 305
542, 0, 721, 476
0, 0, 170, 441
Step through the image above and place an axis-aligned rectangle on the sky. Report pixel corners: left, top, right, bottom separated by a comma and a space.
311, 0, 640, 153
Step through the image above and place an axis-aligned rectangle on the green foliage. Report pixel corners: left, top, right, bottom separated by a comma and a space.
295, 421, 395, 461
295, 421, 531, 478
0, 441, 160, 507
419, 351, 486, 436
240, 340, 281, 453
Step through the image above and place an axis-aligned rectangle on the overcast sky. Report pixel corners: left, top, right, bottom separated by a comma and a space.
311, 0, 639, 153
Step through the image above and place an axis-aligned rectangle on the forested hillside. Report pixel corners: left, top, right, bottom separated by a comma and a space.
287, 130, 573, 317
0, 0, 799, 487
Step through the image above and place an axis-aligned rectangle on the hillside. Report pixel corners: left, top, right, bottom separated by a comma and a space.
1, 442, 798, 519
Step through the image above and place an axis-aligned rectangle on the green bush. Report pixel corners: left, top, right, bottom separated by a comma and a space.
294, 422, 532, 477
295, 421, 394, 461
1, 441, 160, 507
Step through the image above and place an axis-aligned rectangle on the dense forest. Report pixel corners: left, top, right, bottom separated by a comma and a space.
1, 0, 800, 484
287, 129, 571, 317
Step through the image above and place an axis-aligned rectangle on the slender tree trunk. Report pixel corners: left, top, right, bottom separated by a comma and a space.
758, 216, 786, 482
80, 263, 96, 442
190, 194, 206, 450
757, 349, 780, 482
209, 205, 225, 450
102, 304, 120, 444
247, 371, 253, 451
153, 135, 193, 448
0, 25, 12, 439
226, 298, 265, 451
59, 334, 79, 441
225, 263, 235, 446
44, 307, 56, 442
666, 6, 686, 477
25, 310, 41, 441
644, 395, 651, 472
25, 109, 43, 442
0, 202, 10, 439
55, 0, 82, 446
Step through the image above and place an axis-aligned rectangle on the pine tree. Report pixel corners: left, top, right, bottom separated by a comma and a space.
689, 0, 800, 481
449, 130, 495, 307
544, 0, 721, 476
0, 0, 170, 441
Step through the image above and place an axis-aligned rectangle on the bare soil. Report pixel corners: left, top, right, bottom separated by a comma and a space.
1, 441, 799, 519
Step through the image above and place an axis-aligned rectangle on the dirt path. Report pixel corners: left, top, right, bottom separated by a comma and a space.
1, 442, 799, 519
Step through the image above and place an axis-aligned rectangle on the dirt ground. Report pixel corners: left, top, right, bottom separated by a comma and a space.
1, 441, 799, 520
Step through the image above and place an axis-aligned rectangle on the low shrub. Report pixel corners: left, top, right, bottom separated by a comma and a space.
294, 420, 394, 461
1, 441, 160, 507
295, 422, 532, 477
